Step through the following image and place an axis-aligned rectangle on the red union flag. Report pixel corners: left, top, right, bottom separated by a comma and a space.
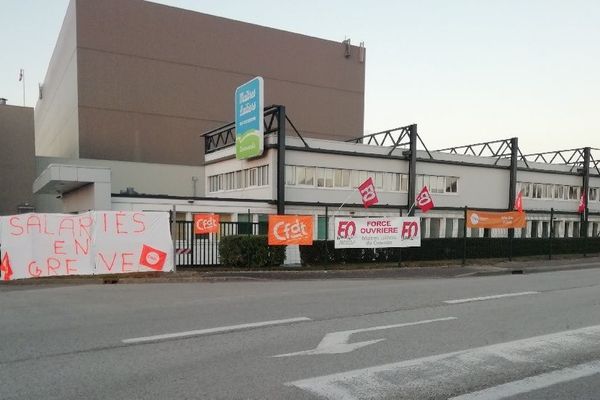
358, 177, 379, 208
139, 244, 167, 271
578, 193, 586, 213
1, 252, 13, 281
514, 190, 523, 212
416, 186, 434, 213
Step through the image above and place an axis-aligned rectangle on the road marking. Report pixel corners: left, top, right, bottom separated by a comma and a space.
273, 317, 457, 357
122, 317, 311, 344
287, 324, 600, 400
443, 291, 539, 304
450, 359, 600, 400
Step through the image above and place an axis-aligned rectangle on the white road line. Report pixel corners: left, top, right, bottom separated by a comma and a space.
122, 317, 311, 344
443, 291, 539, 304
450, 360, 600, 400
287, 324, 600, 400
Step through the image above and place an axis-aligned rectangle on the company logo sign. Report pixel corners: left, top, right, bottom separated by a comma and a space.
194, 214, 220, 234
334, 217, 421, 249
268, 215, 313, 245
235, 77, 264, 159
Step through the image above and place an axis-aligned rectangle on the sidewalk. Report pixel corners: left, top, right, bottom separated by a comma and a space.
2, 254, 600, 287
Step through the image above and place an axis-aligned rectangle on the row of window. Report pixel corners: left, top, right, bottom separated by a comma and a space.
285, 165, 458, 193
208, 165, 269, 192
518, 182, 600, 201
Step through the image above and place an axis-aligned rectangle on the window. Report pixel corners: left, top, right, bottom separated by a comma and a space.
296, 166, 306, 185
546, 184, 553, 199
446, 177, 458, 193
445, 219, 454, 238
317, 216, 328, 240
429, 218, 441, 238
342, 170, 350, 187
248, 168, 257, 186
351, 170, 360, 188
555, 185, 563, 200
457, 219, 465, 238
569, 186, 579, 200
325, 168, 334, 188
375, 172, 384, 189
305, 167, 315, 186
317, 168, 325, 187
400, 174, 409, 192
286, 166, 295, 185
334, 169, 343, 187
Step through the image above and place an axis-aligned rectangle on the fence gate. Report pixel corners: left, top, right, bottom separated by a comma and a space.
174, 221, 265, 267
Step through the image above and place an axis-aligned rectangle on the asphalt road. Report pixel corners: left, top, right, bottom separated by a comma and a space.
2, 266, 600, 399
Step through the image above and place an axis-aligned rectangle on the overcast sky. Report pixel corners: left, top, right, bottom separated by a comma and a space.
1, 0, 598, 153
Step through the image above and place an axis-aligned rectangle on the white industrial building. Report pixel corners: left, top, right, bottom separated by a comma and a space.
33, 106, 600, 244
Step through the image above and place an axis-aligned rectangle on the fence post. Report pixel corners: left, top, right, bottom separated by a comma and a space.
325, 205, 330, 262
462, 206, 467, 265
398, 208, 403, 267
549, 208, 554, 260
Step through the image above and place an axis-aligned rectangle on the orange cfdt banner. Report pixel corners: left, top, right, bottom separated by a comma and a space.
466, 210, 527, 229
194, 214, 220, 234
268, 215, 313, 246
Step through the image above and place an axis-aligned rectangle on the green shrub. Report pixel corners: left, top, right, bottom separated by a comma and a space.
219, 235, 286, 268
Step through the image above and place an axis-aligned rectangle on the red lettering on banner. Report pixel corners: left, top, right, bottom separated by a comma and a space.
46, 257, 61, 275
98, 252, 117, 272
65, 259, 78, 275
79, 215, 93, 240
115, 212, 126, 234
58, 217, 75, 238
28, 261, 43, 277
402, 221, 419, 239
43, 215, 54, 235
121, 252, 134, 273
26, 215, 43, 235
53, 240, 66, 255
75, 238, 90, 255
337, 221, 356, 239
9, 216, 24, 236
133, 213, 146, 233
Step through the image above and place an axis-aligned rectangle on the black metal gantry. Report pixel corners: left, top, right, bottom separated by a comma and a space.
201, 105, 312, 215
519, 147, 600, 238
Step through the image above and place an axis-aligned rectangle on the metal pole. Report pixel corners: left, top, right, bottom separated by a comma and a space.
277, 106, 286, 215
407, 124, 417, 216
398, 208, 403, 267
549, 208, 554, 260
462, 206, 468, 265
582, 147, 590, 256
508, 137, 518, 262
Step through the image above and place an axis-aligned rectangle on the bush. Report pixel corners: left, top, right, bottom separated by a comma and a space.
219, 235, 286, 268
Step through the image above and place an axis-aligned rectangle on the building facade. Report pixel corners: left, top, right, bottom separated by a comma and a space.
34, 0, 366, 166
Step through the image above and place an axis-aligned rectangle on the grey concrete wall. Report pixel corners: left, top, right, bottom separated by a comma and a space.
35, 156, 204, 198
71, 0, 364, 165
0, 105, 36, 215
34, 0, 79, 158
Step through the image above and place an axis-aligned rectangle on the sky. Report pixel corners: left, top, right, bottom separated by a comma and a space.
1, 0, 599, 153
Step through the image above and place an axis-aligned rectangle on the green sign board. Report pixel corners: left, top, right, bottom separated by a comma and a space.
235, 77, 264, 159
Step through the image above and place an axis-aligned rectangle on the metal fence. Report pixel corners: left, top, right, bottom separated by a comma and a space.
174, 221, 266, 266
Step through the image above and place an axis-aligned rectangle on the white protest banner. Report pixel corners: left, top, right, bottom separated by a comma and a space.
0, 212, 95, 280
0, 211, 174, 280
334, 217, 421, 249
93, 211, 174, 274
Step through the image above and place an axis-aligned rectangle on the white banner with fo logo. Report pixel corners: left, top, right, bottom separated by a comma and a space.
334, 217, 421, 249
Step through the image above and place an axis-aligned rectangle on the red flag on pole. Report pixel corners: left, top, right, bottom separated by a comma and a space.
514, 190, 523, 212
358, 177, 379, 208
416, 186, 434, 213
578, 192, 586, 213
